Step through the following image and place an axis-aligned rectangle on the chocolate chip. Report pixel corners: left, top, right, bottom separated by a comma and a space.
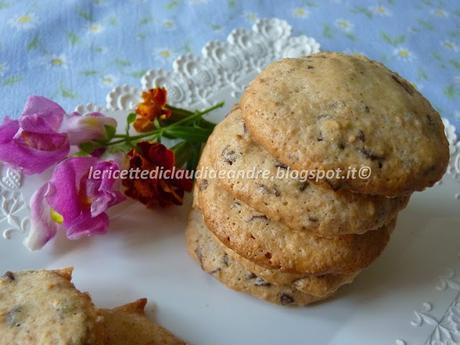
194, 247, 204, 270
199, 179, 208, 191
222, 254, 229, 267
325, 179, 342, 191
317, 131, 324, 142
254, 277, 271, 287
246, 273, 257, 280
391, 74, 414, 95
298, 181, 309, 192
359, 148, 385, 162
248, 215, 269, 222
6, 306, 22, 327
338, 142, 345, 150
209, 268, 221, 275
2, 271, 15, 281
221, 145, 239, 165
307, 65, 314, 69
426, 114, 435, 127
274, 161, 288, 170
265, 252, 272, 259
257, 184, 281, 197
280, 294, 295, 305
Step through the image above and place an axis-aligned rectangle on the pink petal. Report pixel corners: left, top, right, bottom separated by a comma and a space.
65, 212, 109, 239
47, 157, 98, 222
0, 120, 69, 174
0, 117, 19, 144
24, 183, 59, 251
61, 112, 117, 145
22, 96, 65, 130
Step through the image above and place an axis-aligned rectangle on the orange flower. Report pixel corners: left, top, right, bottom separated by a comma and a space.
122, 142, 193, 208
134, 88, 172, 132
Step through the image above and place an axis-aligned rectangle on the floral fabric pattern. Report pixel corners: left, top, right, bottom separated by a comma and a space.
0, 0, 458, 131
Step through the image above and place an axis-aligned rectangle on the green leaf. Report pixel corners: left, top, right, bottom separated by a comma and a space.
444, 84, 457, 99
0, 1, 10, 10
126, 112, 136, 134
109, 16, 118, 26
130, 70, 147, 79
79, 142, 96, 154
81, 69, 98, 77
416, 19, 434, 30
2, 75, 22, 86
196, 118, 216, 130
381, 32, 405, 46
323, 24, 334, 39
165, 0, 180, 10
172, 141, 201, 171
416, 68, 428, 81
78, 9, 93, 21
104, 125, 116, 140
153, 117, 161, 129
114, 58, 131, 68
27, 35, 39, 51
73, 150, 90, 157
59, 83, 77, 99
186, 143, 202, 171
345, 33, 357, 41
449, 59, 460, 70
67, 32, 80, 45
106, 142, 134, 154
351, 6, 373, 18
171, 141, 189, 168
139, 16, 154, 25
127, 112, 136, 124
300, 0, 317, 7
432, 52, 442, 62
165, 126, 212, 143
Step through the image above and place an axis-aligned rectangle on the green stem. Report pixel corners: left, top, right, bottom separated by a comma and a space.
169, 102, 224, 128
106, 101, 224, 147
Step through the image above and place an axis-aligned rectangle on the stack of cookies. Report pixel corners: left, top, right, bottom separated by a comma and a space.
187, 52, 449, 306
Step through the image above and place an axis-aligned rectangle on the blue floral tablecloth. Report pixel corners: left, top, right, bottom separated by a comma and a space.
0, 0, 459, 131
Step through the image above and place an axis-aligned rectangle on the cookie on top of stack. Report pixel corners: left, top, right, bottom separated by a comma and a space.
186, 52, 449, 306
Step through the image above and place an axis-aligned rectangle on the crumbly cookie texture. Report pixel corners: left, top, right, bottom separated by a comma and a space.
195, 150, 394, 275
240, 52, 449, 197
207, 106, 409, 236
187, 208, 358, 298
186, 208, 330, 306
0, 268, 104, 345
101, 299, 185, 345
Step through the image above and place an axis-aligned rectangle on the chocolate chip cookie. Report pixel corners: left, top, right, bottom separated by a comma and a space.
101, 299, 185, 345
0, 268, 104, 345
195, 161, 394, 274
207, 106, 408, 236
186, 208, 328, 306
240, 52, 449, 196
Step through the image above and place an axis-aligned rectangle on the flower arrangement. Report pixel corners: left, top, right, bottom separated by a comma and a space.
0, 90, 223, 250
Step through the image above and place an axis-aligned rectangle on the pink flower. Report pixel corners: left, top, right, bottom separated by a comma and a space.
0, 96, 118, 174
0, 96, 69, 174
61, 112, 117, 145
25, 157, 125, 250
